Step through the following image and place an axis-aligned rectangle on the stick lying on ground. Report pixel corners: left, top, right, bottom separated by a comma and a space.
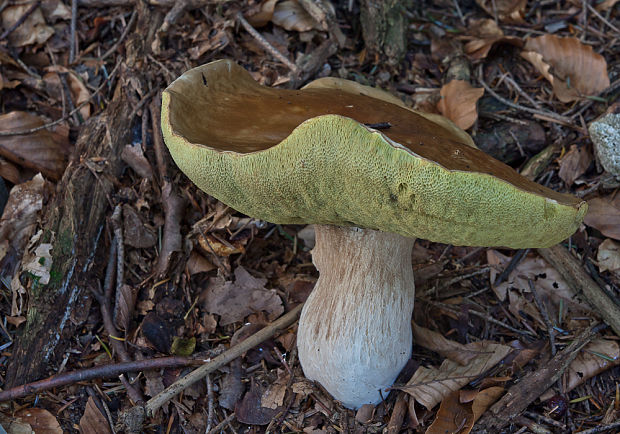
121, 303, 304, 433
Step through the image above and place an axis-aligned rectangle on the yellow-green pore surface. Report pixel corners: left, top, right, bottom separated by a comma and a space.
161, 60, 587, 249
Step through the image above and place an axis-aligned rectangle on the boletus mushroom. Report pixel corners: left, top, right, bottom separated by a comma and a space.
161, 60, 587, 409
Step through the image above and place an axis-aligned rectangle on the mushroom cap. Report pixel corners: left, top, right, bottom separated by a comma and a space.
161, 60, 587, 248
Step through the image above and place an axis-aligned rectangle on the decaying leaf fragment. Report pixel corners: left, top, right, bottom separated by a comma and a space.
437, 80, 484, 130
522, 35, 610, 102
584, 195, 620, 241
463, 18, 522, 59
400, 340, 511, 410
0, 4, 54, 47
475, 0, 527, 22
557, 144, 592, 186
272, 0, 319, 32
597, 239, 620, 276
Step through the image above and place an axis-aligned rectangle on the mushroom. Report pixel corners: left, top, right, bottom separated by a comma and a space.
161, 60, 587, 409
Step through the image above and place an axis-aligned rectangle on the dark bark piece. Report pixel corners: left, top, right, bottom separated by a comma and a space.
473, 324, 602, 432
360, 0, 411, 66
5, 2, 161, 388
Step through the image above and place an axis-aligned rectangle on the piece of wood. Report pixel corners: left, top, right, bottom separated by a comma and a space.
537, 244, 620, 337
5, 2, 162, 388
473, 324, 603, 432
360, 0, 411, 66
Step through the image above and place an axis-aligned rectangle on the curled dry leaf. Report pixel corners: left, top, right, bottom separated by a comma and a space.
272, 0, 319, 32
400, 341, 511, 410
597, 239, 620, 275
557, 144, 592, 186
114, 283, 137, 332
584, 195, 620, 241
412, 323, 489, 366
426, 387, 505, 434
522, 35, 610, 102
589, 113, 620, 177
79, 396, 112, 434
487, 250, 590, 325
45, 66, 91, 119
202, 266, 283, 325
463, 18, 522, 59
437, 80, 484, 130
246, 0, 278, 27
475, 0, 527, 22
198, 231, 245, 256
0, 4, 54, 47
0, 111, 70, 180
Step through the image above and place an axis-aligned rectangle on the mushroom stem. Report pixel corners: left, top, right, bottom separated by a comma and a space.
297, 225, 415, 409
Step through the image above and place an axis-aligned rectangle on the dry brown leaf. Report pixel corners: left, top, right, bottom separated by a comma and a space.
426, 387, 504, 434
261, 370, 290, 409
122, 204, 157, 248
236, 381, 280, 425
187, 251, 216, 274
79, 396, 112, 434
522, 35, 610, 102
0, 111, 70, 179
45, 66, 91, 119
121, 142, 153, 179
246, 0, 278, 27
114, 283, 137, 332
597, 239, 620, 274
1, 4, 54, 47
475, 0, 527, 22
437, 80, 484, 130
198, 232, 245, 256
14, 408, 63, 433
558, 144, 592, 186
595, 0, 619, 11
463, 18, 522, 59
413, 323, 487, 365
400, 341, 511, 410
584, 195, 620, 240
0, 157, 23, 184
488, 250, 590, 325
272, 0, 319, 32
202, 266, 283, 325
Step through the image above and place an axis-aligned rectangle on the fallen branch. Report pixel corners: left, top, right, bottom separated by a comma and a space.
0, 357, 202, 402
537, 244, 620, 337
121, 303, 303, 433
473, 323, 605, 432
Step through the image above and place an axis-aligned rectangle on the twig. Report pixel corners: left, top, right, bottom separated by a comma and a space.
205, 375, 215, 432
121, 303, 304, 432
0, 59, 121, 137
101, 10, 137, 61
0, 357, 202, 401
585, 2, 620, 34
528, 279, 556, 355
477, 66, 572, 125
473, 323, 604, 432
576, 420, 620, 434
537, 245, 620, 338
207, 413, 235, 434
494, 248, 529, 287
0, 0, 41, 41
236, 11, 299, 74
69, 0, 78, 63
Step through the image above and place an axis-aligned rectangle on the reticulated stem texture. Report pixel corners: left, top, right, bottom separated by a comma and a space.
297, 225, 415, 409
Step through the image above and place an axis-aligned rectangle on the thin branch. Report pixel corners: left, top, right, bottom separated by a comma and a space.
236, 11, 299, 74
0, 59, 122, 137
69, 0, 78, 63
0, 0, 41, 40
100, 10, 137, 61
0, 357, 203, 401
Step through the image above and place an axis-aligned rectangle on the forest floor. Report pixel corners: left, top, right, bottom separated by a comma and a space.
0, 0, 619, 432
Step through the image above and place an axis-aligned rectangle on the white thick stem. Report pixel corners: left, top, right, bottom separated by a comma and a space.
297, 225, 415, 409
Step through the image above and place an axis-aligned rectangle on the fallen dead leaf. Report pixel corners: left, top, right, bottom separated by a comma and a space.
197, 232, 245, 256
14, 408, 63, 433
187, 251, 216, 274
121, 142, 153, 179
426, 387, 504, 434
558, 144, 592, 186
400, 341, 511, 410
272, 0, 319, 32
413, 323, 487, 365
463, 18, 522, 59
202, 266, 283, 325
584, 195, 620, 240
437, 80, 484, 130
236, 380, 280, 425
0, 111, 70, 180
44, 66, 91, 119
1, 4, 54, 47
261, 369, 290, 409
541, 339, 620, 401
597, 239, 620, 275
123, 204, 157, 249
22, 243, 53, 285
475, 0, 527, 22
522, 35, 610, 102
246, 0, 278, 27
114, 283, 137, 332
488, 250, 590, 325
79, 396, 112, 434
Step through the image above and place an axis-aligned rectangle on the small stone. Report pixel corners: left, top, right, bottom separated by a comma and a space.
589, 113, 620, 177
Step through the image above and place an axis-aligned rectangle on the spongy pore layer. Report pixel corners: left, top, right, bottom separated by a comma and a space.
161, 60, 587, 249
